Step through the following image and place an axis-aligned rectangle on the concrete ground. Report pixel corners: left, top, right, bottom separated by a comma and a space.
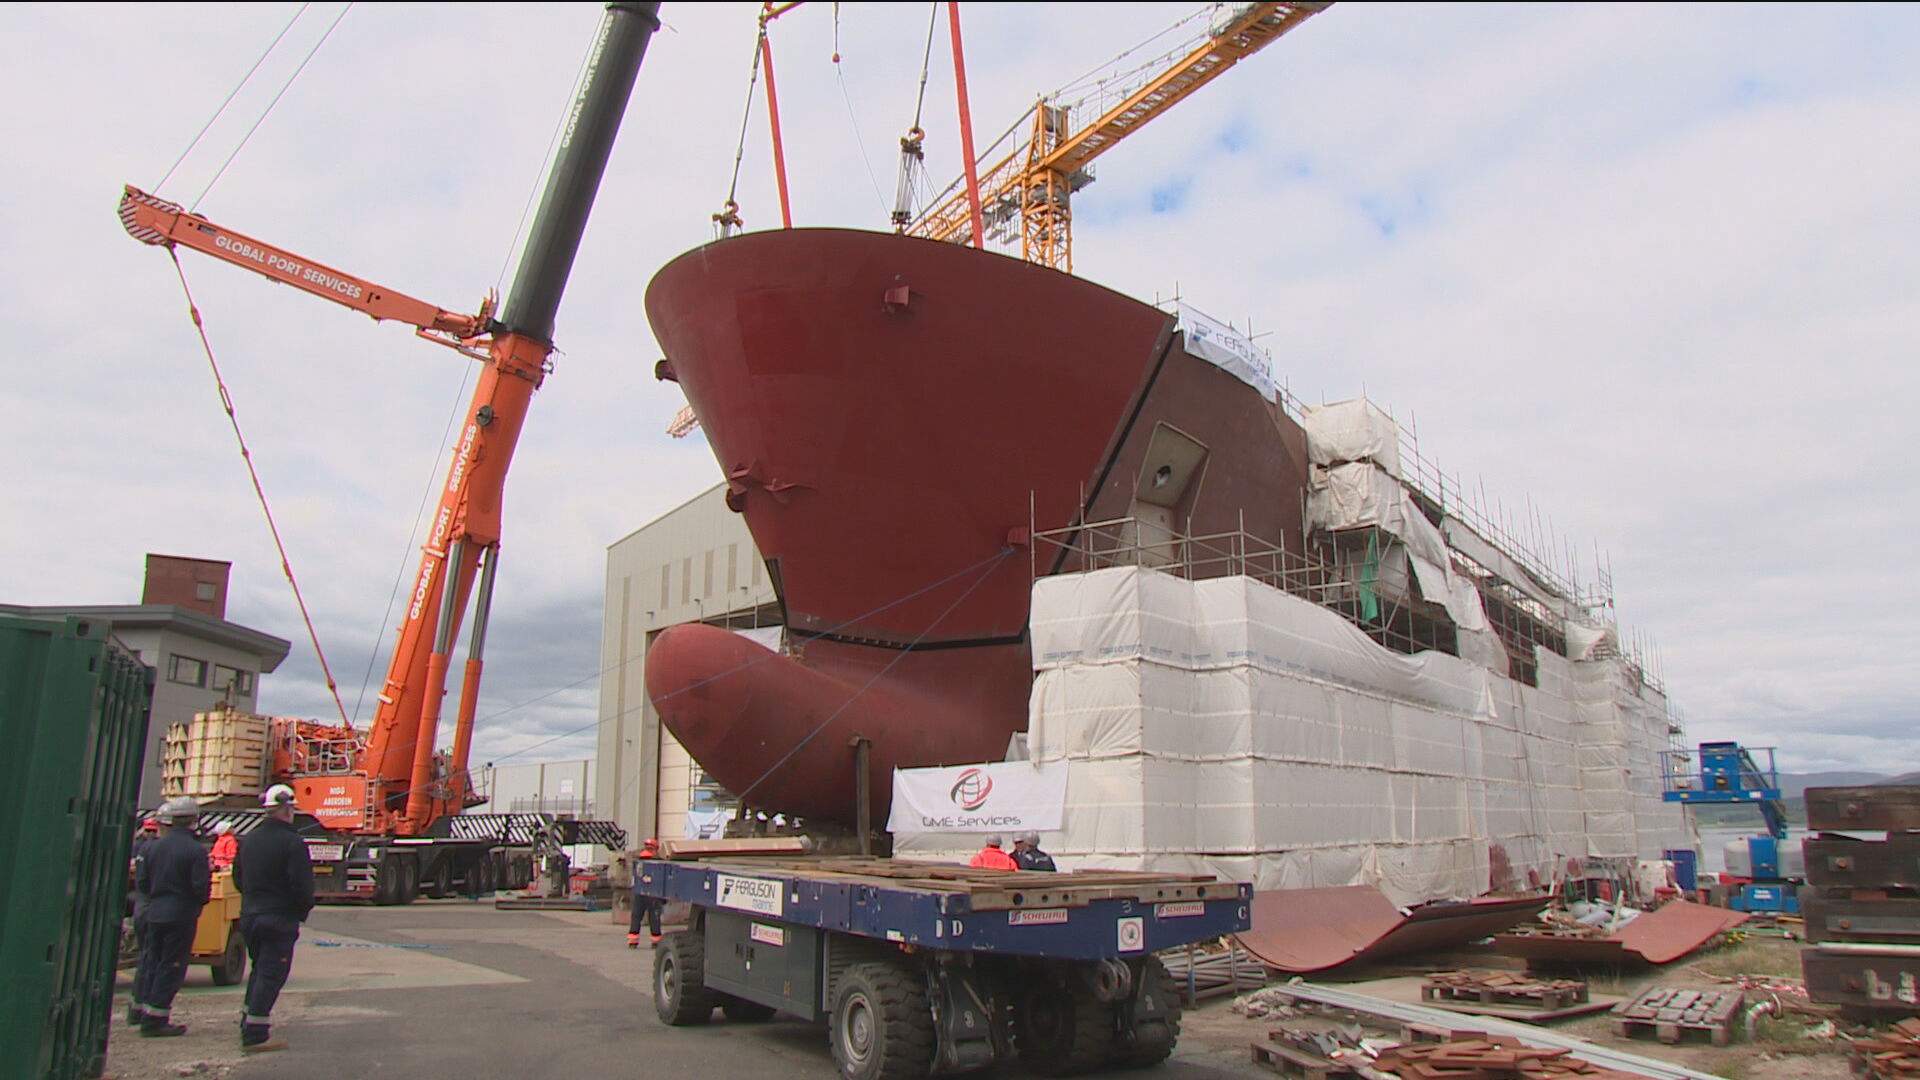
102, 899, 1277, 1080
103, 904, 1853, 1080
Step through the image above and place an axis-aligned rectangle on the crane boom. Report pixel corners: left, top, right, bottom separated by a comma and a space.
119, 186, 493, 354
124, 1, 663, 837
909, 1, 1328, 271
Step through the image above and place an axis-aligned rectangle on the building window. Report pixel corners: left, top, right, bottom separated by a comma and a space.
195, 582, 217, 601
214, 665, 255, 695
168, 655, 208, 687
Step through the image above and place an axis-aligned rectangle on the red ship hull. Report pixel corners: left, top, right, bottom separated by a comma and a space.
644, 228, 1310, 824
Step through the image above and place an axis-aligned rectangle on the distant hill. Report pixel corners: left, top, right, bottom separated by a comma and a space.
1880, 772, 1920, 786
1781, 771, 1886, 798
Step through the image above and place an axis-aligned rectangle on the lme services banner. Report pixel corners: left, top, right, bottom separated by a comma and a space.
886, 762, 1068, 835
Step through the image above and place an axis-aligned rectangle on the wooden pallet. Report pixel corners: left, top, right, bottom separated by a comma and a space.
1423, 970, 1590, 1010
1249, 1038, 1359, 1080
1611, 987, 1743, 1046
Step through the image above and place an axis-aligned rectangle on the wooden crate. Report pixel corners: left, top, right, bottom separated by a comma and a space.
176, 708, 269, 801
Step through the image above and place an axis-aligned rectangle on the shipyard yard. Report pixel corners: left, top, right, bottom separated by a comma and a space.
7, 3, 1920, 1080
96, 902, 1852, 1080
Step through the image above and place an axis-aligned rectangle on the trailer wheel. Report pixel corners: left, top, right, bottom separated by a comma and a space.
830, 960, 935, 1080
1108, 957, 1181, 1069
720, 994, 777, 1022
1015, 970, 1108, 1076
209, 925, 247, 986
654, 932, 714, 1026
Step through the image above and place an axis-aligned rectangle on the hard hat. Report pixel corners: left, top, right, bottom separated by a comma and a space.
642, 837, 659, 848
156, 797, 202, 824
212, 822, 233, 836
140, 816, 160, 833
262, 784, 297, 808
983, 834, 1003, 848
1016, 831, 1040, 846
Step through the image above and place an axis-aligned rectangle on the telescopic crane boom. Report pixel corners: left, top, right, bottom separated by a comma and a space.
120, 1, 662, 837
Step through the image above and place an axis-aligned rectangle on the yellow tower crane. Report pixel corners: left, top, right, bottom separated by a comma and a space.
908, 1, 1329, 273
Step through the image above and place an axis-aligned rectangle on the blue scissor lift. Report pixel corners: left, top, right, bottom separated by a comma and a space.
1661, 741, 1800, 914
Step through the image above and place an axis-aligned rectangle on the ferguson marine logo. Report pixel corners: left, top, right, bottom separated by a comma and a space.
949, 768, 993, 812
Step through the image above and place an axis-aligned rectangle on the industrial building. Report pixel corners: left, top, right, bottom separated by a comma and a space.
2, 554, 289, 805
595, 485, 779, 846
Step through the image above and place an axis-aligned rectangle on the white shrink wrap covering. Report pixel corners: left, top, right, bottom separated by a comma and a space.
1011, 567, 1688, 905
1300, 398, 1402, 476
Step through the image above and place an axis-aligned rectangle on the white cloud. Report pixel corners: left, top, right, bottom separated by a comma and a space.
4, 3, 1916, 776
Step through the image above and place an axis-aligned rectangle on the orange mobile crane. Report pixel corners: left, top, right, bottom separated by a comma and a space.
120, 2, 661, 903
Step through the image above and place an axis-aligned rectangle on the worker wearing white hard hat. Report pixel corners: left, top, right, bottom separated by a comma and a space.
131, 798, 210, 1036
231, 783, 313, 1052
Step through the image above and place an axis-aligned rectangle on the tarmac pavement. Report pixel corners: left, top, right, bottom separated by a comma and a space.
106, 899, 1274, 1080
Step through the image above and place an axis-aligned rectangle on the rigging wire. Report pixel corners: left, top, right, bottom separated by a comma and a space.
910, 1, 939, 134
718, 22, 769, 229
154, 2, 312, 196
191, 2, 353, 212
832, 41, 891, 217
166, 251, 352, 727
494, 17, 606, 296
1051, 4, 1216, 102
732, 548, 1012, 805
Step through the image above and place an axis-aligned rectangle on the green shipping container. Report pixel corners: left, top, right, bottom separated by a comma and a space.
0, 615, 154, 1080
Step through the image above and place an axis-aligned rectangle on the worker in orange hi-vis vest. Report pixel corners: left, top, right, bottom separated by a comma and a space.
209, 822, 239, 871
969, 835, 1017, 871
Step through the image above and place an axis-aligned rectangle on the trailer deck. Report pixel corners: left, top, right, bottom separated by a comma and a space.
634, 854, 1252, 1078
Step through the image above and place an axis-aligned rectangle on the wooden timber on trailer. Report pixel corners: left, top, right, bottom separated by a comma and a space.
666, 854, 1241, 911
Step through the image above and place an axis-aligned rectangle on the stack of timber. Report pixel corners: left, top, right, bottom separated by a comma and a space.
158, 706, 268, 804
1851, 1017, 1920, 1079
1373, 1036, 1652, 1079
1800, 786, 1920, 1017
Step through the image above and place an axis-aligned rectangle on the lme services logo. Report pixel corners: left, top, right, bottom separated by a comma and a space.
949, 768, 994, 811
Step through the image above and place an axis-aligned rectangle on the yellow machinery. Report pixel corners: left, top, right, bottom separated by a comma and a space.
192, 870, 246, 985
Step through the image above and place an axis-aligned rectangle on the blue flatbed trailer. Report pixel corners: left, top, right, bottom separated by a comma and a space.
634, 854, 1251, 1079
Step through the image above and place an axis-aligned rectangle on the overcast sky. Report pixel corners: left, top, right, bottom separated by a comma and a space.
4, 3, 1915, 783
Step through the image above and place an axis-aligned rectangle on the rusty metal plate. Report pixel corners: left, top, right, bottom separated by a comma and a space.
1493, 900, 1750, 966
1234, 886, 1549, 973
